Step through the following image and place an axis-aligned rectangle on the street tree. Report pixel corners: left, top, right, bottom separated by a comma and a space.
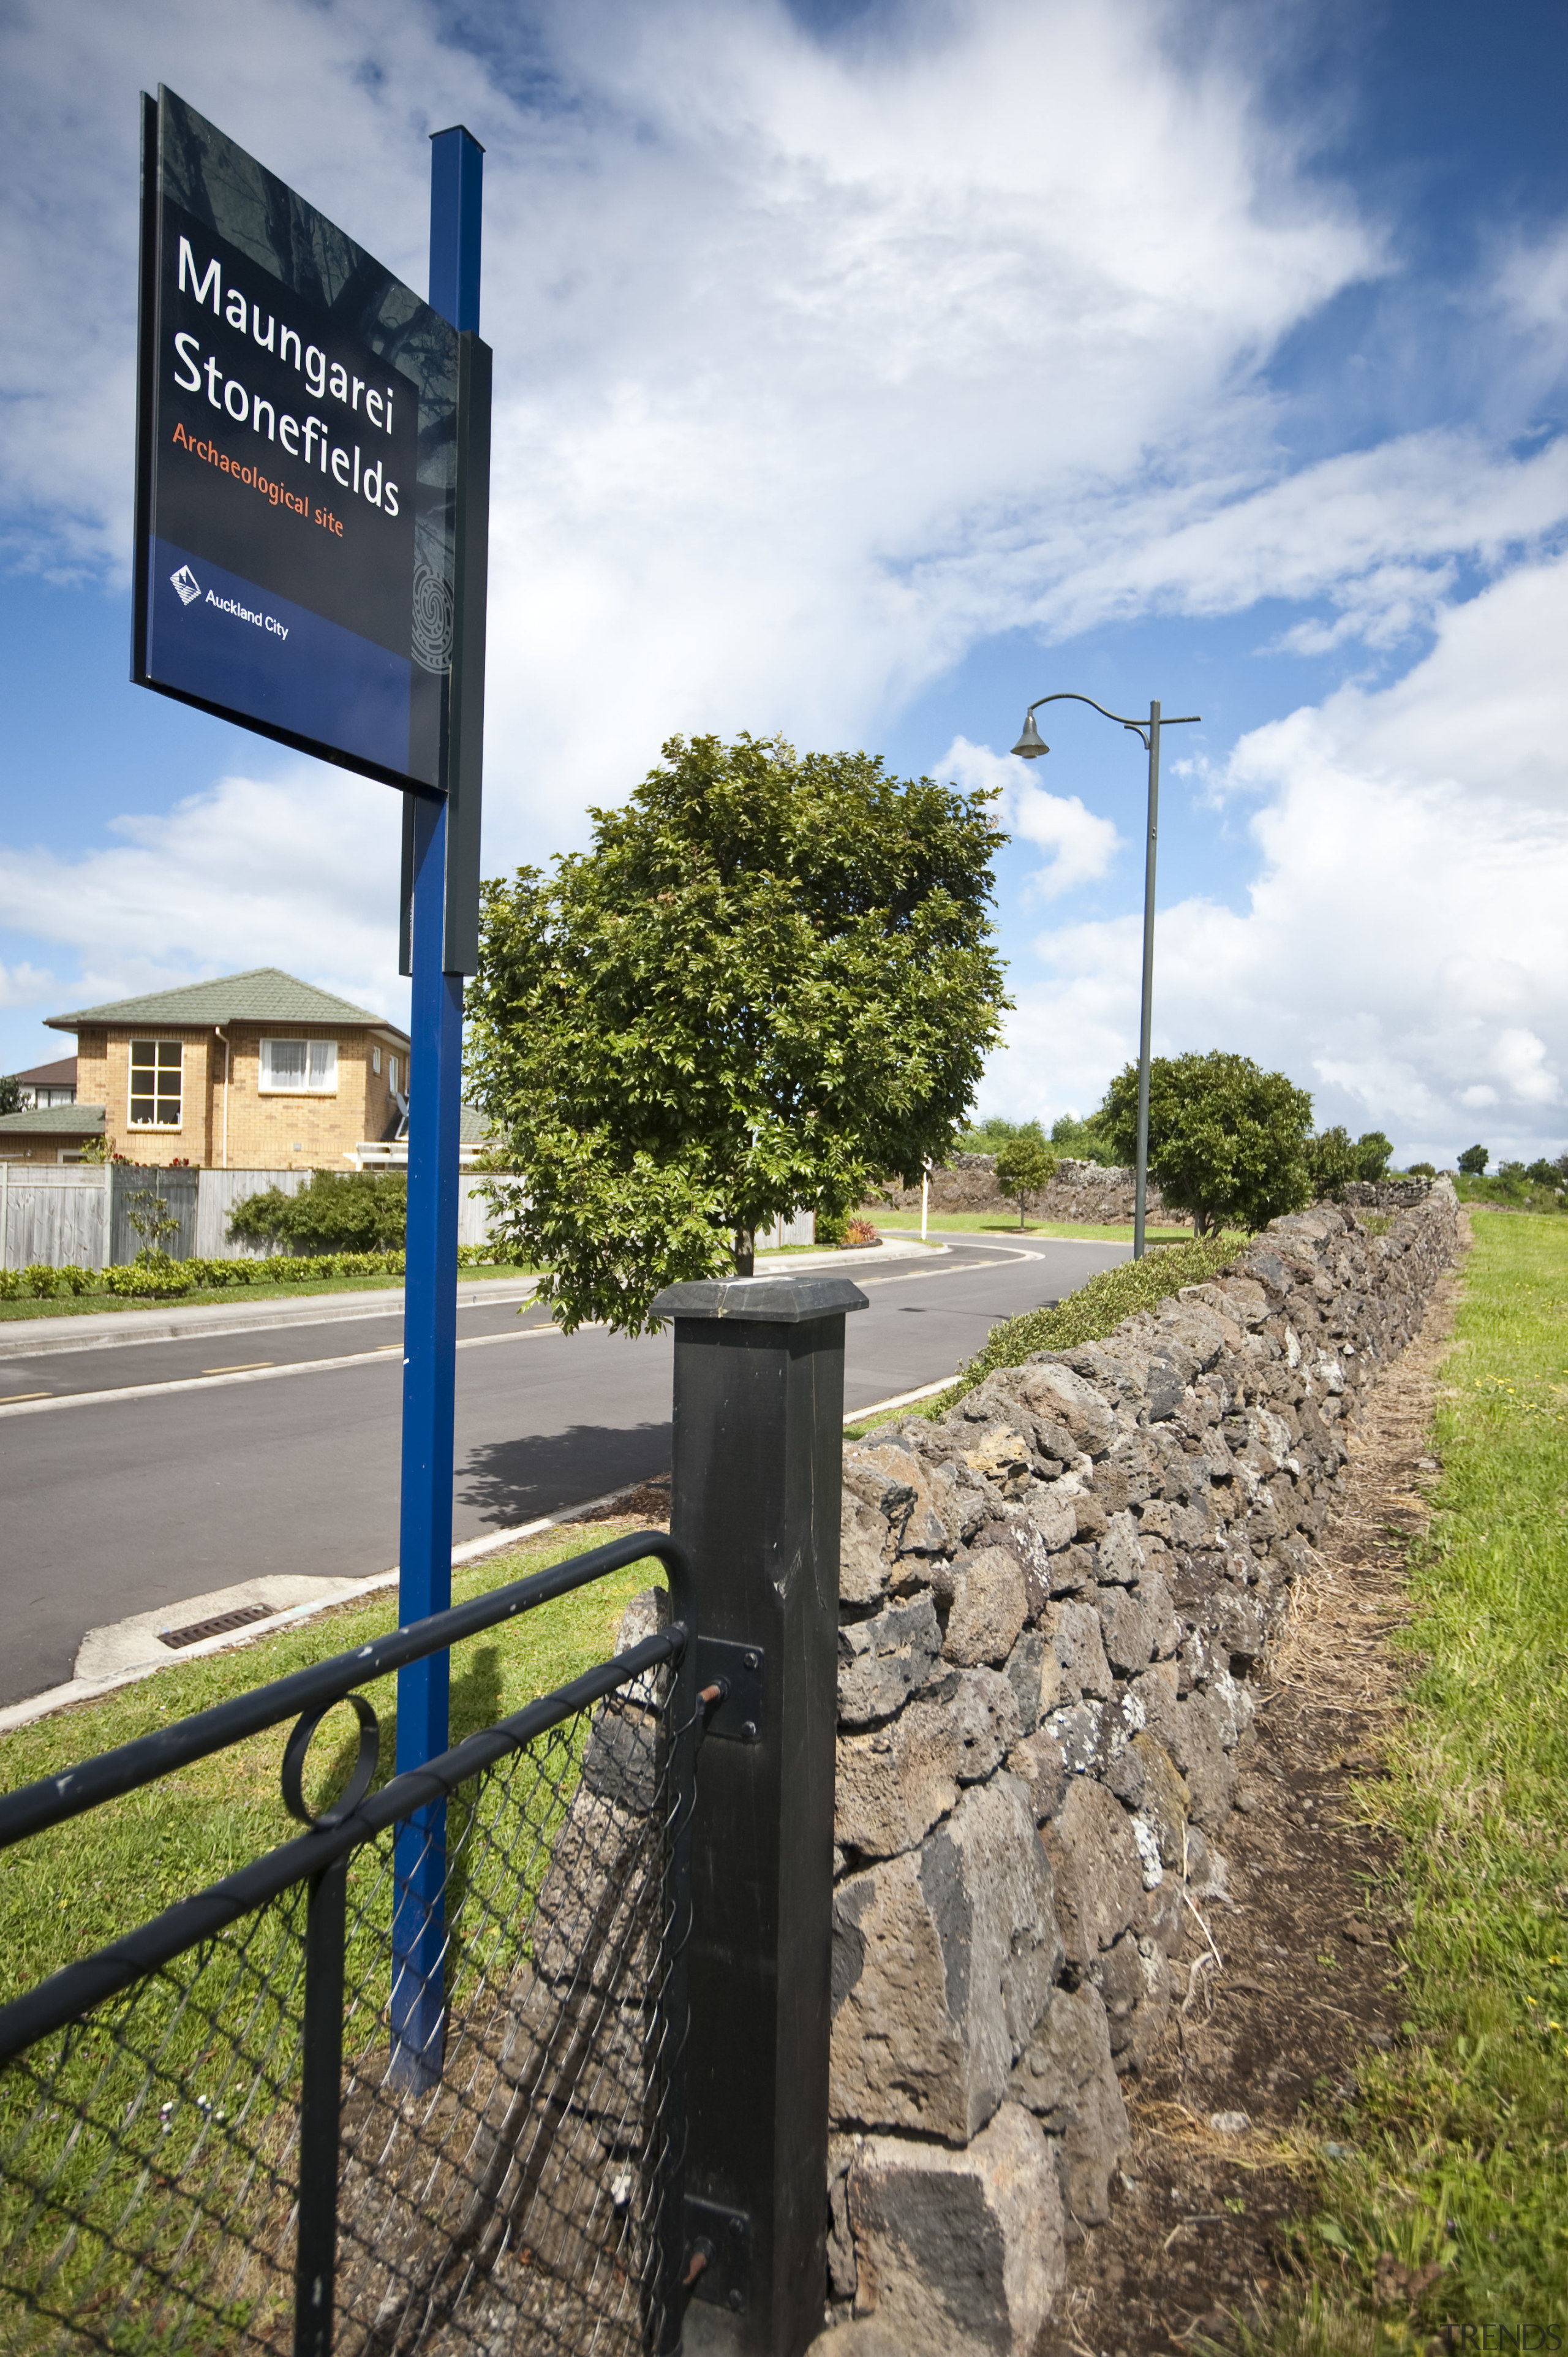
994, 1132, 1057, 1228
1096, 1050, 1313, 1237
467, 733, 1009, 1331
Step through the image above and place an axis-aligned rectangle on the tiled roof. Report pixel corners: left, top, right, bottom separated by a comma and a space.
46, 969, 407, 1038
459, 1102, 492, 1142
13, 1057, 77, 1089
0, 1105, 105, 1135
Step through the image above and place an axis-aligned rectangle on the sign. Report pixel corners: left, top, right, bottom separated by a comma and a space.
133, 88, 460, 790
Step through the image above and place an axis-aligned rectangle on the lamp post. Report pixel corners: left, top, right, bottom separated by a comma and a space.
1011, 693, 1199, 1259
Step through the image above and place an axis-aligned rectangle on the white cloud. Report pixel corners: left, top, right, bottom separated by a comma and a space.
940, 735, 1120, 899
1, 0, 1380, 852
982, 557, 1568, 1163
0, 962, 55, 1008
0, 765, 407, 1026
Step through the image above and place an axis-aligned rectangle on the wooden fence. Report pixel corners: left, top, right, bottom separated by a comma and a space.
0, 1167, 501, 1270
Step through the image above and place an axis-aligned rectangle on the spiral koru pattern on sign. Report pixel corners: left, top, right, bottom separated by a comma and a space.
410, 563, 454, 673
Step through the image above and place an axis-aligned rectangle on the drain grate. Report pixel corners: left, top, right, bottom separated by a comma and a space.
158, 1602, 273, 1650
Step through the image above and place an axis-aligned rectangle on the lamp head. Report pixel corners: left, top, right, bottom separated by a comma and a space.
1011, 712, 1049, 759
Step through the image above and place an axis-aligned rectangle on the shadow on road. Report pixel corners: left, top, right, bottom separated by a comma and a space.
458, 1421, 673, 1530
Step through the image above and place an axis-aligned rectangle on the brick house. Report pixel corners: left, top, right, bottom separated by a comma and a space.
1, 969, 413, 1170
13, 1056, 78, 1107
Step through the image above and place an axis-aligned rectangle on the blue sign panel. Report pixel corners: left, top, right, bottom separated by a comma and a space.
133, 89, 460, 791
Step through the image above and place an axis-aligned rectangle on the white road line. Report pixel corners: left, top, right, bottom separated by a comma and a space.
0, 1320, 569, 1420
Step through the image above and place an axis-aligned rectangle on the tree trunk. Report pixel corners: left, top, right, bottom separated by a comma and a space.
732, 1227, 755, 1277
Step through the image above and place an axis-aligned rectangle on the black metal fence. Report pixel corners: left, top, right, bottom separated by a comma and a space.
0, 1531, 698, 2357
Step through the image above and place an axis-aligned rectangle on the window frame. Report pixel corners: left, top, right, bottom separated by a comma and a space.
127, 1038, 183, 1130
258, 1037, 339, 1095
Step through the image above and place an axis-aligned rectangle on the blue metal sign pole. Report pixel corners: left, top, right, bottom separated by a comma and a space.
390, 124, 484, 2090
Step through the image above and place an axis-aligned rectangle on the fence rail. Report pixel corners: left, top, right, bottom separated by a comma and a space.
0, 1532, 698, 2357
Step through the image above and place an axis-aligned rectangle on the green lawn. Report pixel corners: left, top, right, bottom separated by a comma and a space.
1238, 1211, 1568, 2347
0, 1262, 530, 1323
0, 1521, 663, 2004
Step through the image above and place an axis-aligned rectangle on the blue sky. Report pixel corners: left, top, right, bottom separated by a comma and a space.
4, 0, 1568, 1167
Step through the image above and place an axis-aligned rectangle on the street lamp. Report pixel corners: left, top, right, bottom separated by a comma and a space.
1011, 692, 1200, 1260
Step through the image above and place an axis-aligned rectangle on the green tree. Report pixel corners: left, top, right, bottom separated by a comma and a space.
1308, 1126, 1358, 1199
0, 1075, 20, 1116
1457, 1143, 1490, 1176
1354, 1130, 1393, 1182
467, 732, 1010, 1332
956, 1114, 1031, 1152
1049, 1111, 1120, 1167
228, 1168, 407, 1253
1096, 1051, 1313, 1238
995, 1134, 1057, 1228
1407, 1161, 1437, 1179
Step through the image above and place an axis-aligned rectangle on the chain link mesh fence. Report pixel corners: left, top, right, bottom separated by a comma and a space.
1, 1649, 686, 2357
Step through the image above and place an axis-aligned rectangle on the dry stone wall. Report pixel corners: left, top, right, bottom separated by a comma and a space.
822, 1184, 1460, 2353
875, 1155, 1171, 1226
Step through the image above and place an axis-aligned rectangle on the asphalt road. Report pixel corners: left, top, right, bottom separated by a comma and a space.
0, 1236, 1126, 1706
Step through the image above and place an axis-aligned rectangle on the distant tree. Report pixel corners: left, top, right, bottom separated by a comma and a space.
228, 1168, 407, 1253
1308, 1126, 1358, 1200
467, 732, 1009, 1332
1526, 1157, 1562, 1187
1097, 1051, 1313, 1238
995, 1134, 1057, 1228
956, 1114, 1035, 1152
1496, 1160, 1529, 1195
1457, 1144, 1490, 1176
0, 1075, 20, 1116
1049, 1111, 1121, 1167
1354, 1131, 1394, 1182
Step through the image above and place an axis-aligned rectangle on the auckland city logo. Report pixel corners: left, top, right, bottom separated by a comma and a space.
170, 563, 201, 605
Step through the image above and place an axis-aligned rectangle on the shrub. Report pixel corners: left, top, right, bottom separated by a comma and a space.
1408, 1161, 1437, 1179
960, 1230, 1250, 1391
844, 1217, 878, 1246
228, 1168, 407, 1254
1308, 1126, 1358, 1198
21, 1264, 59, 1300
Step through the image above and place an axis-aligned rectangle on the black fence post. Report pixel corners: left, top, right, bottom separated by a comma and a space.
295, 1856, 347, 2357
648, 1274, 867, 2357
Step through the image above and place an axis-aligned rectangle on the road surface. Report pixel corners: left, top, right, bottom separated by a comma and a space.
0, 1235, 1126, 1706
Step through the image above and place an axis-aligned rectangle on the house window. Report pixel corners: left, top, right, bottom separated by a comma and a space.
372, 1046, 382, 1076
129, 1039, 181, 1127
389, 1055, 400, 1093
260, 1038, 338, 1093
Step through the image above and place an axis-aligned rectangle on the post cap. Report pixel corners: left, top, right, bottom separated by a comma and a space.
649, 1275, 870, 1325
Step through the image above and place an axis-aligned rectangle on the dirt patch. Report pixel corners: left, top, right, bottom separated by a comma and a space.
1042, 1230, 1469, 2356
580, 1475, 671, 1526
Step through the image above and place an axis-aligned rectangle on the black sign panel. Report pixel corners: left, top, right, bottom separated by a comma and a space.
133, 89, 459, 790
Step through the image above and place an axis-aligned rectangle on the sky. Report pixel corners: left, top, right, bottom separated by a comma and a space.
2, 0, 1567, 1168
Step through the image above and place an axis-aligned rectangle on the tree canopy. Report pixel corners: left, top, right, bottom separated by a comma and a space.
1096, 1050, 1313, 1237
466, 733, 1009, 1331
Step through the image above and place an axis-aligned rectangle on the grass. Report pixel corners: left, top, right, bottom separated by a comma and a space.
1457, 1173, 1568, 1218
1226, 1211, 1568, 2347
0, 1519, 664, 2005
0, 1262, 530, 1323
843, 1229, 1250, 1439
